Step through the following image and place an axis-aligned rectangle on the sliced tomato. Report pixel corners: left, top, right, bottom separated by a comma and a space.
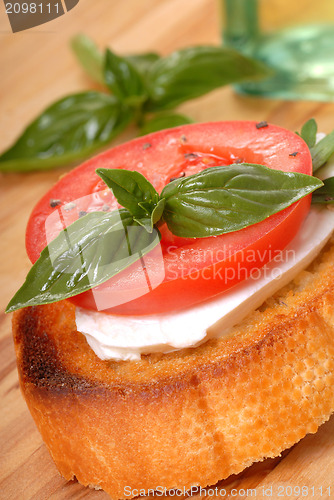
26, 121, 312, 315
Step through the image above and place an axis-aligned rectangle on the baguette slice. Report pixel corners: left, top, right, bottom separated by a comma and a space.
12, 237, 334, 498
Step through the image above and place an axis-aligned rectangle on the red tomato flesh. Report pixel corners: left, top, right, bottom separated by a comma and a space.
26, 121, 312, 315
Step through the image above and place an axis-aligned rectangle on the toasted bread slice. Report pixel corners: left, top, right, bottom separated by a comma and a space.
12, 237, 334, 498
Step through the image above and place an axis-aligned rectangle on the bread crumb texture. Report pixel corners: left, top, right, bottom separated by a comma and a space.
12, 237, 334, 498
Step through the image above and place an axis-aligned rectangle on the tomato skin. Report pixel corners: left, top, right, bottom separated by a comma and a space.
26, 121, 313, 315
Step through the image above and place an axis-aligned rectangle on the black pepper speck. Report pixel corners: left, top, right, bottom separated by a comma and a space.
49, 199, 61, 208
184, 153, 198, 159
256, 121, 268, 129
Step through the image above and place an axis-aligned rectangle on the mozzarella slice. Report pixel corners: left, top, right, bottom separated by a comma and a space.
76, 207, 334, 361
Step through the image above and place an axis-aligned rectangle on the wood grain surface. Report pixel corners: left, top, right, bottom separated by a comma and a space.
1, 0, 334, 498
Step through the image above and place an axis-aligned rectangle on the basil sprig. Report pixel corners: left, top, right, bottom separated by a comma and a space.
6, 162, 324, 313
0, 36, 269, 173
97, 164, 323, 238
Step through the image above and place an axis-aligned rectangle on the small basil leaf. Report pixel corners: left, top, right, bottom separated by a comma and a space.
104, 48, 148, 104
312, 176, 334, 204
146, 46, 270, 111
139, 113, 194, 136
310, 129, 334, 172
134, 198, 166, 233
151, 198, 165, 226
6, 209, 160, 313
161, 163, 323, 238
96, 168, 159, 219
0, 92, 132, 173
299, 118, 317, 149
126, 53, 160, 76
71, 34, 104, 85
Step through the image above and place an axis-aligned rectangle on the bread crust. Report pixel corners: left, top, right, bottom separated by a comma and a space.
12, 238, 334, 498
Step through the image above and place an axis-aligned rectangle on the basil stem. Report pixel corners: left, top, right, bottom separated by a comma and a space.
6, 162, 326, 312
6, 209, 160, 313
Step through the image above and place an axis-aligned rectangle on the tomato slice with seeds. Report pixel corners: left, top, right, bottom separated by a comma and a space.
26, 121, 312, 315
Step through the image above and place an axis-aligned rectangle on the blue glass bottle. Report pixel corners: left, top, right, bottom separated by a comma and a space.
222, 0, 334, 101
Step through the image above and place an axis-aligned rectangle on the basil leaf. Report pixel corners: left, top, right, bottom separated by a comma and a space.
139, 113, 193, 136
96, 168, 159, 219
310, 129, 334, 172
146, 46, 270, 111
6, 209, 160, 313
312, 176, 334, 204
299, 118, 317, 149
161, 163, 323, 238
126, 52, 160, 76
104, 48, 148, 105
71, 34, 104, 85
0, 92, 132, 173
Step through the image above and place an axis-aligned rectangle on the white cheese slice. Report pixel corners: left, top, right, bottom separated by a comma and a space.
76, 206, 334, 361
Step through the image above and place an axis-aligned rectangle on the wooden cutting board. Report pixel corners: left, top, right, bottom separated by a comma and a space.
1, 0, 334, 498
